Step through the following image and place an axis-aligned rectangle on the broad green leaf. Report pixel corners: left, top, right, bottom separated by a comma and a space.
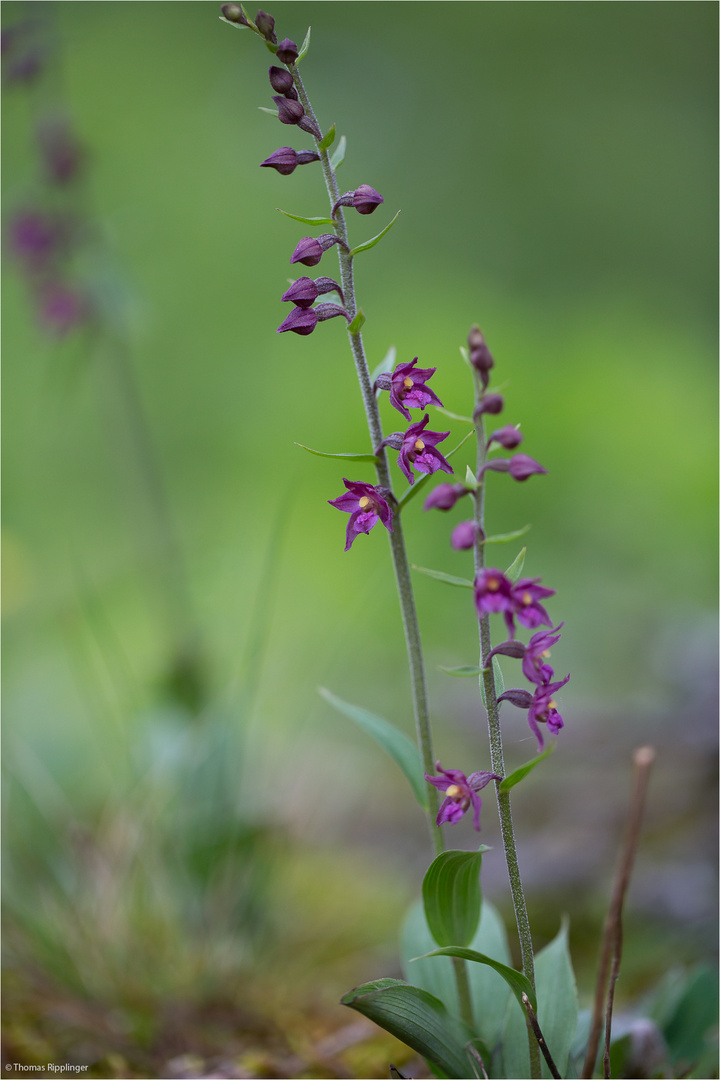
258, 106, 279, 117
479, 656, 504, 709
504, 545, 526, 583
435, 406, 474, 424
501, 918, 578, 1079
350, 210, 401, 256
318, 688, 428, 811
370, 346, 396, 390
329, 135, 346, 170
348, 309, 366, 334
653, 965, 719, 1068
296, 25, 311, 62
318, 123, 335, 150
401, 898, 512, 1051
411, 565, 473, 589
277, 208, 334, 226
397, 430, 475, 509
499, 744, 555, 792
418, 947, 536, 1015
438, 665, 482, 678
295, 442, 378, 463
422, 849, 489, 948
464, 465, 479, 490
341, 978, 476, 1080
483, 525, 531, 545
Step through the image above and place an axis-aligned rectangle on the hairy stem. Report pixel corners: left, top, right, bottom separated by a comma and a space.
292, 67, 442, 855
473, 380, 540, 1078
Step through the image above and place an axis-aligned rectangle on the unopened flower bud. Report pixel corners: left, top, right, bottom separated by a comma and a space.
254, 9, 277, 42
451, 521, 477, 550
276, 37, 298, 64
277, 302, 347, 336
290, 233, 342, 267
221, 3, 249, 24
332, 185, 384, 218
273, 95, 305, 126
260, 147, 320, 175
473, 394, 504, 419
269, 66, 296, 96
488, 424, 523, 450
281, 276, 343, 307
423, 482, 469, 512
468, 325, 494, 373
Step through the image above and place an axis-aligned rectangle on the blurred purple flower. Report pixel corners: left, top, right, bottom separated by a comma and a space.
37, 282, 89, 337
423, 481, 469, 512
451, 521, 477, 550
480, 454, 547, 482
328, 479, 393, 551
474, 394, 504, 417
36, 116, 84, 185
425, 763, 500, 831
527, 674, 570, 748
511, 577, 555, 632
522, 624, 563, 685
375, 357, 443, 421
8, 211, 63, 273
488, 424, 523, 450
474, 568, 514, 621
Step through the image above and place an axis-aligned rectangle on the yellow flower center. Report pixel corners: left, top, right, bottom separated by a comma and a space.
521, 591, 532, 606
487, 577, 500, 591
445, 784, 463, 799
358, 496, 371, 510
542, 649, 551, 658
414, 439, 425, 451
403, 377, 414, 390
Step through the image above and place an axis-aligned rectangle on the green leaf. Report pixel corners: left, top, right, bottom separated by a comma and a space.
434, 406, 474, 424
219, 15, 249, 30
296, 25, 311, 62
277, 208, 334, 226
438, 665, 482, 678
348, 309, 366, 335
397, 430, 475, 509
479, 656, 504, 709
411, 565, 473, 589
295, 442, 378, 463
464, 465, 479, 490
499, 744, 555, 792
341, 978, 476, 1080
422, 849, 489, 948
483, 525, 531, 545
349, 210, 401, 256
318, 687, 428, 811
653, 965, 719, 1068
258, 106, 279, 117
318, 123, 335, 151
329, 135, 346, 170
501, 918, 578, 1079
370, 346, 396, 390
459, 345, 471, 368
418, 946, 536, 1016
264, 39, 278, 55
504, 545, 526, 583
401, 898, 512, 1050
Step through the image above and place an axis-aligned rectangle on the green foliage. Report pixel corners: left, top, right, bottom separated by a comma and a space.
421, 849, 489, 949
296, 25, 311, 63
420, 945, 537, 1016
499, 744, 555, 792
484, 525, 531, 545
349, 210, 401, 257
295, 441, 378, 462
504, 546, 527, 584
318, 687, 428, 811
277, 208, 334, 225
318, 123, 336, 150
411, 565, 473, 589
438, 665, 482, 678
329, 134, 346, 169
348, 308, 366, 334
341, 978, 477, 1080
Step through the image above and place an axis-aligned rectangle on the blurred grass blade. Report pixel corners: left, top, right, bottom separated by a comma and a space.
349, 211, 401, 256
422, 849, 489, 947
318, 688, 428, 810
417, 947, 537, 1015
341, 978, 476, 1079
295, 441, 378, 462
411, 565, 473, 589
499, 744, 554, 792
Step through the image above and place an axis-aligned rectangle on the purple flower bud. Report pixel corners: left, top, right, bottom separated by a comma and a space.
276, 306, 318, 335
468, 325, 494, 373
268, 66, 296, 96
36, 116, 84, 186
281, 276, 343, 307
451, 521, 477, 550
260, 146, 319, 175
254, 9, 277, 42
488, 424, 523, 450
220, 3, 249, 25
332, 185, 384, 218
423, 482, 468, 511
290, 233, 341, 267
474, 394, 504, 418
273, 95, 305, 126
276, 37, 299, 64
507, 454, 547, 481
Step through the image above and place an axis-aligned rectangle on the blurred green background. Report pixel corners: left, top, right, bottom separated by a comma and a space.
2, 2, 717, 1077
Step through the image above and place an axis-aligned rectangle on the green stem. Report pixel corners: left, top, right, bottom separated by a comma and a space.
452, 955, 474, 1028
473, 376, 540, 1078
292, 68, 442, 856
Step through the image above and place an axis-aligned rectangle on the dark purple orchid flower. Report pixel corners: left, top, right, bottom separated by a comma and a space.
474, 568, 514, 621
328, 479, 393, 551
425, 763, 501, 831
423, 482, 469, 512
451, 521, 477, 550
281, 276, 343, 307
511, 577, 555, 632
395, 414, 452, 485
527, 674, 570, 748
290, 233, 341, 267
260, 147, 320, 175
522, 624, 564, 685
276, 38, 299, 64
375, 357, 444, 421
273, 94, 305, 125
